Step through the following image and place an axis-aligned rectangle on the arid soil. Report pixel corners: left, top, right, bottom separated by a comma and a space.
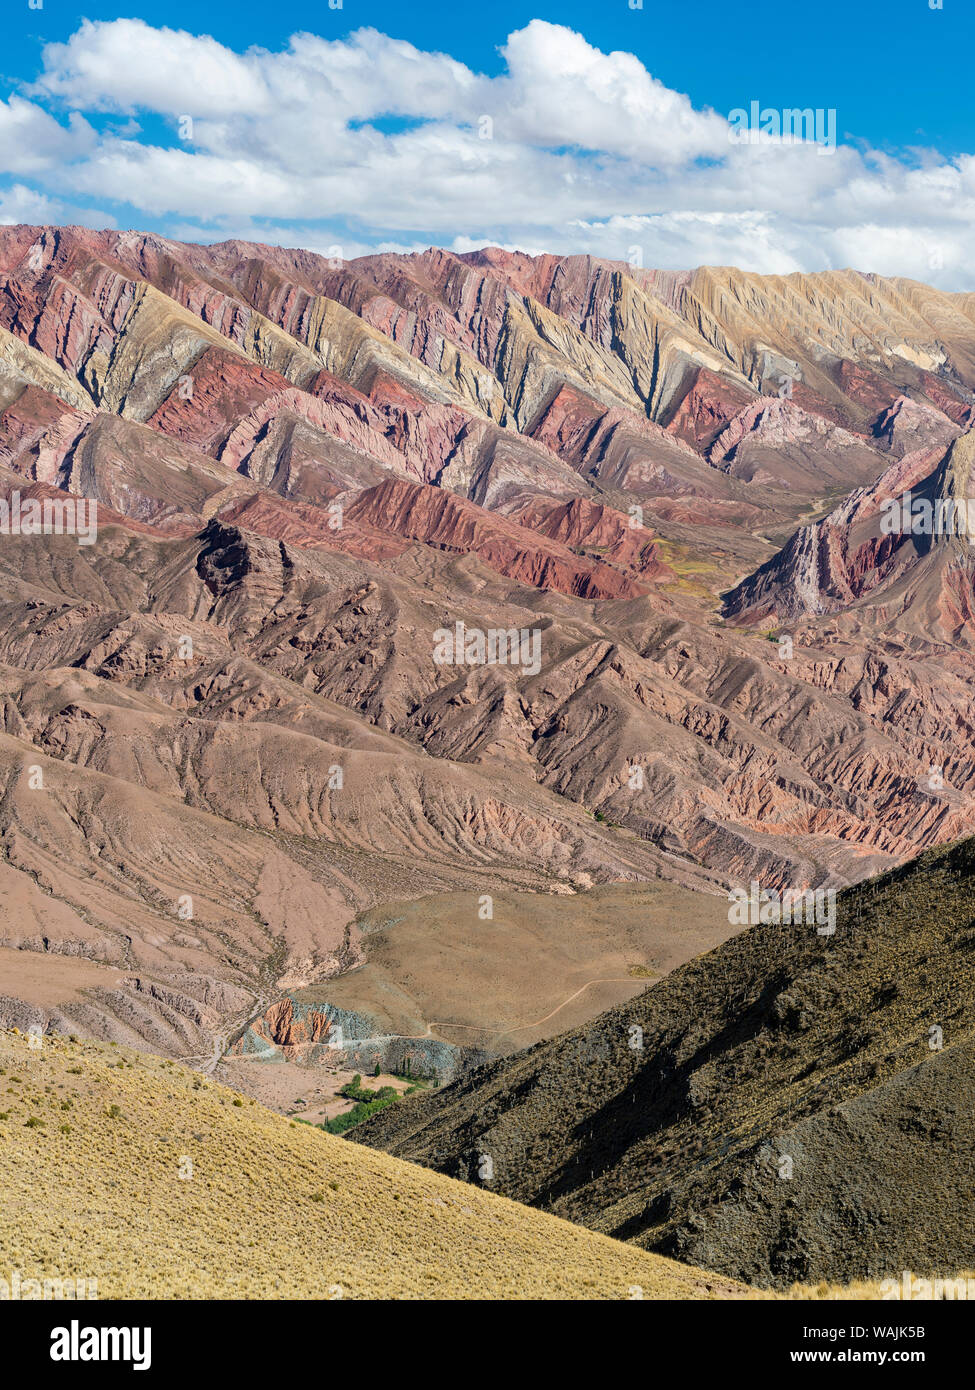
320, 882, 737, 1052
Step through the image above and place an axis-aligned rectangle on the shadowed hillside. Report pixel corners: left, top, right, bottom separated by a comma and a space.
355, 835, 975, 1289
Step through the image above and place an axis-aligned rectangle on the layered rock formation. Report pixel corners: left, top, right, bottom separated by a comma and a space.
231, 995, 480, 1081
3, 226, 975, 1072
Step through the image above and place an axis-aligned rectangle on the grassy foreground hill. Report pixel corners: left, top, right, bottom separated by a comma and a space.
0, 1029, 744, 1300
355, 835, 975, 1289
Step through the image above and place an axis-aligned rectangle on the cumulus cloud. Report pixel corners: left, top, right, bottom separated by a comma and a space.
0, 97, 95, 174
493, 21, 728, 165
0, 183, 62, 225
33, 19, 271, 119
0, 180, 114, 231
5, 16, 974, 287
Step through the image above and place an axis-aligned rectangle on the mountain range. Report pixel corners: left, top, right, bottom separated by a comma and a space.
2, 225, 975, 1092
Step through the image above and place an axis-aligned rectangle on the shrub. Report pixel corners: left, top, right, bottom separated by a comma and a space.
325, 1092, 398, 1135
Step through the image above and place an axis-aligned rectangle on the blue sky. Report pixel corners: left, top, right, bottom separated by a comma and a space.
2, 1, 973, 283
9, 0, 971, 152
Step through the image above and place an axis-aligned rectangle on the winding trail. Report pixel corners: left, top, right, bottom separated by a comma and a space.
426, 976, 638, 1040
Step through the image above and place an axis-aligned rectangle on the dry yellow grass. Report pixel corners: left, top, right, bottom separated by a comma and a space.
784, 1274, 975, 1301
0, 1030, 745, 1300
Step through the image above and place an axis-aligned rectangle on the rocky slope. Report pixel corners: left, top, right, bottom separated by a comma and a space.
356, 833, 975, 1289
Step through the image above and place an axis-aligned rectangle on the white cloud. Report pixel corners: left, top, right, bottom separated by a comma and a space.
0, 97, 95, 175
0, 183, 62, 225
492, 21, 728, 165
7, 17, 975, 288
34, 19, 271, 119
282, 28, 477, 123
0, 180, 114, 231
66, 142, 301, 219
